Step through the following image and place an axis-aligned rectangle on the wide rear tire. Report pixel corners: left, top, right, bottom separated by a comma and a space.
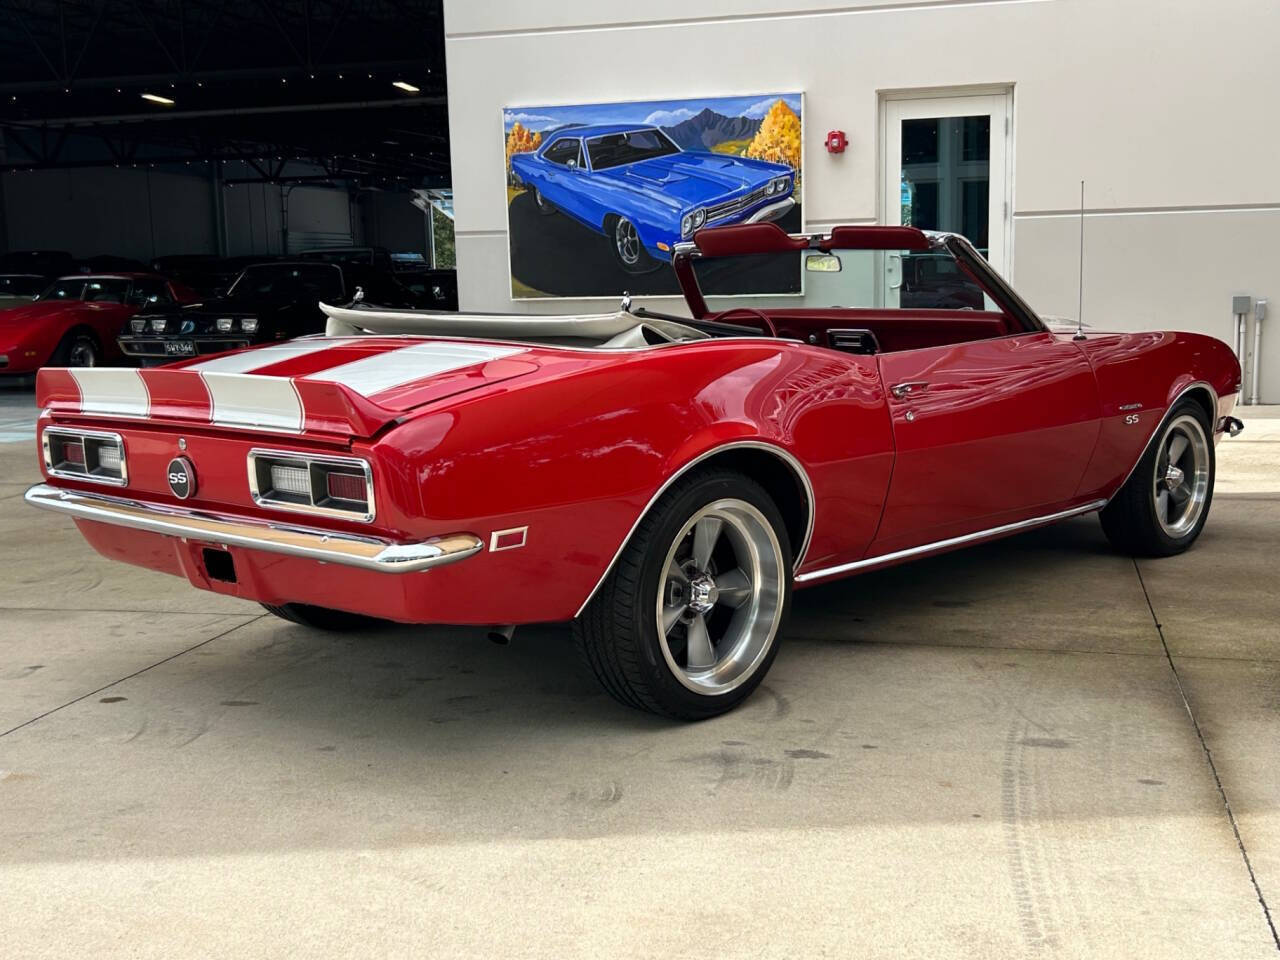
1100, 398, 1215, 557
574, 468, 792, 720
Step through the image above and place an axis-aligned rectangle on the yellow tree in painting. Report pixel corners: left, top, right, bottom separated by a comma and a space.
505, 122, 542, 171
745, 100, 802, 172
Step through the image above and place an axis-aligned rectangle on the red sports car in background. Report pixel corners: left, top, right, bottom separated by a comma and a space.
23, 224, 1244, 719
0, 272, 197, 375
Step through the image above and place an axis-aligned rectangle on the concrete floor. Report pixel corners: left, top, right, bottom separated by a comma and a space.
1, 383, 1278, 958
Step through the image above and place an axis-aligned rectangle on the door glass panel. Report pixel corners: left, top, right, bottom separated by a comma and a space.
899, 114, 991, 304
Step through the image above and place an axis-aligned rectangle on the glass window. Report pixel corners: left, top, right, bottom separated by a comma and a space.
228, 264, 345, 301
38, 280, 87, 301
81, 279, 131, 303
901, 253, 985, 310
690, 247, 985, 310
543, 138, 581, 167
586, 128, 680, 170
900, 114, 991, 258
128, 277, 172, 306
0, 275, 44, 297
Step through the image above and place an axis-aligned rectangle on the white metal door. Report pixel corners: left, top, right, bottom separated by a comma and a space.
881, 92, 1012, 305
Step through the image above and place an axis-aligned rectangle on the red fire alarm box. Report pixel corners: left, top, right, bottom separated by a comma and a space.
825, 130, 848, 154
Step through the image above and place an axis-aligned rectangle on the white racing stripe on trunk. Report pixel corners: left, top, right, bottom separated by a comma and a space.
202, 372, 303, 431
301, 342, 524, 398
68, 368, 150, 417
189, 339, 338, 374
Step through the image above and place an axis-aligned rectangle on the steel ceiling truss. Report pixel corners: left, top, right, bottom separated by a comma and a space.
0, 1, 448, 183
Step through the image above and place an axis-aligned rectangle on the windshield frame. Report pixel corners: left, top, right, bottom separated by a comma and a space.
670, 227, 1045, 334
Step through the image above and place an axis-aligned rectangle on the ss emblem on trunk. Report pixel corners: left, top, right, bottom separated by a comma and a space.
167, 457, 196, 499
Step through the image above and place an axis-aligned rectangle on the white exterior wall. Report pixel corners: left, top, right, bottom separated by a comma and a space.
443, 0, 1280, 401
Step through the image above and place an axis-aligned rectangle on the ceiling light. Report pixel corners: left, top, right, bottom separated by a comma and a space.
392, 81, 419, 93
141, 93, 174, 106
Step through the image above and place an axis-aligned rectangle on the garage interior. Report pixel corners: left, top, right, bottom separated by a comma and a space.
0, 0, 453, 264
2, 3, 1280, 959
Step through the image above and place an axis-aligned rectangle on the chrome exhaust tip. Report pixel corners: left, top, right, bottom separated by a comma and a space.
488, 625, 516, 645
1219, 416, 1244, 438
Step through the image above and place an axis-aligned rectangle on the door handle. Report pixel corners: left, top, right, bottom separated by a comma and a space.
890, 380, 929, 399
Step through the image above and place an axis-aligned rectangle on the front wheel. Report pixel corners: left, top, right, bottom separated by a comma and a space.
1100, 398, 1215, 557
533, 188, 557, 216
574, 469, 792, 720
607, 215, 663, 275
51, 330, 100, 368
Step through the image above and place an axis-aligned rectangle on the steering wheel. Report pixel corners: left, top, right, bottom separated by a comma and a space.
715, 306, 779, 338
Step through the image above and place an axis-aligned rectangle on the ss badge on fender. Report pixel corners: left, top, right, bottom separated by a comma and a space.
1124, 414, 1141, 425
167, 456, 196, 499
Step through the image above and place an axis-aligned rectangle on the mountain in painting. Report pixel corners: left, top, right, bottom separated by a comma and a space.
662, 108, 759, 151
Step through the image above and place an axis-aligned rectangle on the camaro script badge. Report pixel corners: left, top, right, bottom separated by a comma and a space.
167, 457, 196, 499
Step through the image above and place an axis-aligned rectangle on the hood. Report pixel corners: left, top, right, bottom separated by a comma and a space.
36, 336, 578, 439
593, 153, 786, 208
0, 299, 132, 325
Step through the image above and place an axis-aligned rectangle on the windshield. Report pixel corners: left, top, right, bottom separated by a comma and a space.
586, 128, 681, 171
36, 277, 132, 303
690, 248, 987, 308
0, 275, 44, 297
228, 264, 344, 301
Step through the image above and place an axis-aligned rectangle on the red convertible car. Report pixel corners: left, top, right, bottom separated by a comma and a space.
0, 272, 197, 375
24, 224, 1242, 719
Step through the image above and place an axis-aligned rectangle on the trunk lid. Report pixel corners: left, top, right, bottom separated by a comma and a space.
36, 336, 548, 439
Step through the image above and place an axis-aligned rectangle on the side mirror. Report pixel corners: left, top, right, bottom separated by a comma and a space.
805, 253, 842, 273
567, 158, 578, 170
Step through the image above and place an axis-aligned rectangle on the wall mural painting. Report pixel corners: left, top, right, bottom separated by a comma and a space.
504, 93, 803, 300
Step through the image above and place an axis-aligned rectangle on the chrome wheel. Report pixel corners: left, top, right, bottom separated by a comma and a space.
656, 498, 784, 695
614, 217, 641, 267
1153, 414, 1210, 537
67, 337, 98, 367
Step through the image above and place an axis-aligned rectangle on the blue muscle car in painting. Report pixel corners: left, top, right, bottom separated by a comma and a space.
510, 123, 795, 274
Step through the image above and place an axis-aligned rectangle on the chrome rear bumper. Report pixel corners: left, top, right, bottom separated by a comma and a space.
25, 483, 482, 574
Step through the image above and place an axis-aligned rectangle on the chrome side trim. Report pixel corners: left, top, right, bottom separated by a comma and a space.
794, 500, 1108, 585
1106, 380, 1218, 502
25, 483, 481, 574
573, 440, 816, 618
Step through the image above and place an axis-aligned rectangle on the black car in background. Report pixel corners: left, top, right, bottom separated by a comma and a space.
117, 260, 424, 364
150, 254, 278, 298
393, 267, 458, 311
78, 254, 152, 274
297, 246, 395, 270
0, 250, 76, 281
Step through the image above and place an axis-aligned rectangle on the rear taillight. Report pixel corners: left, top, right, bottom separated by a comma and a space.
42, 428, 127, 485
248, 449, 374, 522
326, 471, 367, 502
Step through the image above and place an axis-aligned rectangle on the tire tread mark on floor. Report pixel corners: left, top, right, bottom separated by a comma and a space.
0, 615, 264, 740
1134, 559, 1280, 952
1002, 721, 1061, 952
